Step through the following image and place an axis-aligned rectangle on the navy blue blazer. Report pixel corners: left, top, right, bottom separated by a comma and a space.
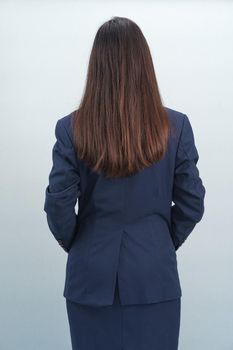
44, 107, 205, 306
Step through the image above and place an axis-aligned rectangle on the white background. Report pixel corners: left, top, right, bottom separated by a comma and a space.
0, 1, 232, 349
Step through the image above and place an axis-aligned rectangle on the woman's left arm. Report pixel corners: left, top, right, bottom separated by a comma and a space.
43, 118, 81, 253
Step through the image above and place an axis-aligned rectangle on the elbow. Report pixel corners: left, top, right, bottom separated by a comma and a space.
194, 184, 206, 223
194, 202, 205, 223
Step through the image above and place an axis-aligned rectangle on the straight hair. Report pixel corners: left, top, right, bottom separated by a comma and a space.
72, 16, 171, 179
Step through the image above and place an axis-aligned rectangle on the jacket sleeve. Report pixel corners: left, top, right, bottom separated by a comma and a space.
170, 114, 206, 250
43, 118, 81, 253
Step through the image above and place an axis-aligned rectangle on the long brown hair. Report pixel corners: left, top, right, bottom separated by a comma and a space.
72, 16, 171, 179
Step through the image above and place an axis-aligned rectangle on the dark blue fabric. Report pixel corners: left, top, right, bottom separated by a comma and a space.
44, 107, 206, 306
66, 276, 181, 350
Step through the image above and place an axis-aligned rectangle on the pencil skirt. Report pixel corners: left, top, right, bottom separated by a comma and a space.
65, 277, 181, 350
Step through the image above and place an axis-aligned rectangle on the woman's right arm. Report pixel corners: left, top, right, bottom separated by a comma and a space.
170, 114, 206, 250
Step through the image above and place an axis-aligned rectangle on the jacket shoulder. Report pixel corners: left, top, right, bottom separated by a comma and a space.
165, 106, 186, 125
164, 106, 187, 141
56, 110, 76, 144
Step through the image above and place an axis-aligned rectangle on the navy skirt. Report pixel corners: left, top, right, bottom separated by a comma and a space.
66, 277, 181, 350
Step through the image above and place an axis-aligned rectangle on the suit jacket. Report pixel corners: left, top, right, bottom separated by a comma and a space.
43, 107, 206, 306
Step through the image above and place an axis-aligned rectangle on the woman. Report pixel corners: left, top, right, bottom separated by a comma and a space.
44, 16, 205, 350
